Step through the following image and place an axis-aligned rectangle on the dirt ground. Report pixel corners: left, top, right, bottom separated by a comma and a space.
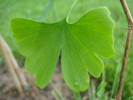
0, 60, 76, 100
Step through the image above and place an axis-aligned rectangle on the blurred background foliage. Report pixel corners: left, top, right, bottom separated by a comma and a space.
0, 0, 133, 99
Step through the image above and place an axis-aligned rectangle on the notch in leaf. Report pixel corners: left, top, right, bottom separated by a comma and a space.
11, 7, 115, 92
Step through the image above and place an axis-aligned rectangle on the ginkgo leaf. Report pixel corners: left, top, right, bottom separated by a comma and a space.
11, 7, 115, 92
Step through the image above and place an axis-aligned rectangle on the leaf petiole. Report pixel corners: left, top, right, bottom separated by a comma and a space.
37, 0, 54, 22
66, 0, 78, 23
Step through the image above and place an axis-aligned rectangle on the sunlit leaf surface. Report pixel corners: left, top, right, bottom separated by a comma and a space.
11, 7, 115, 92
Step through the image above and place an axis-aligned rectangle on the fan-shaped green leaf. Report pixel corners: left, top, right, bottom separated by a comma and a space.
11, 7, 115, 92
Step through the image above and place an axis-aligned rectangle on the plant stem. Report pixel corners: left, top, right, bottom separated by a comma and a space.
73, 92, 82, 100
120, 0, 133, 24
91, 79, 96, 100
38, 0, 54, 22
102, 71, 105, 82
49, 80, 64, 100
51, 90, 60, 100
111, 64, 121, 98
0, 36, 23, 94
116, 0, 133, 99
53, 4, 60, 21
66, 0, 78, 22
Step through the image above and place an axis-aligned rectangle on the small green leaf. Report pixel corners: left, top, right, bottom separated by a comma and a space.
11, 7, 115, 92
96, 81, 107, 98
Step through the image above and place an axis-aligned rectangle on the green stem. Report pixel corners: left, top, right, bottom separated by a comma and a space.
102, 71, 105, 82
51, 90, 60, 100
91, 80, 96, 100
73, 92, 82, 100
66, 0, 78, 22
111, 64, 121, 98
49, 80, 64, 100
53, 3, 60, 21
38, 0, 54, 22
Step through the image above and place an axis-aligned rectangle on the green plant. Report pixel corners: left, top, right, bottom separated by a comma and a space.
10, 0, 115, 92
96, 81, 107, 99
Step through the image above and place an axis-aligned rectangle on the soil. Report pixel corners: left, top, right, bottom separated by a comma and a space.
0, 60, 75, 100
